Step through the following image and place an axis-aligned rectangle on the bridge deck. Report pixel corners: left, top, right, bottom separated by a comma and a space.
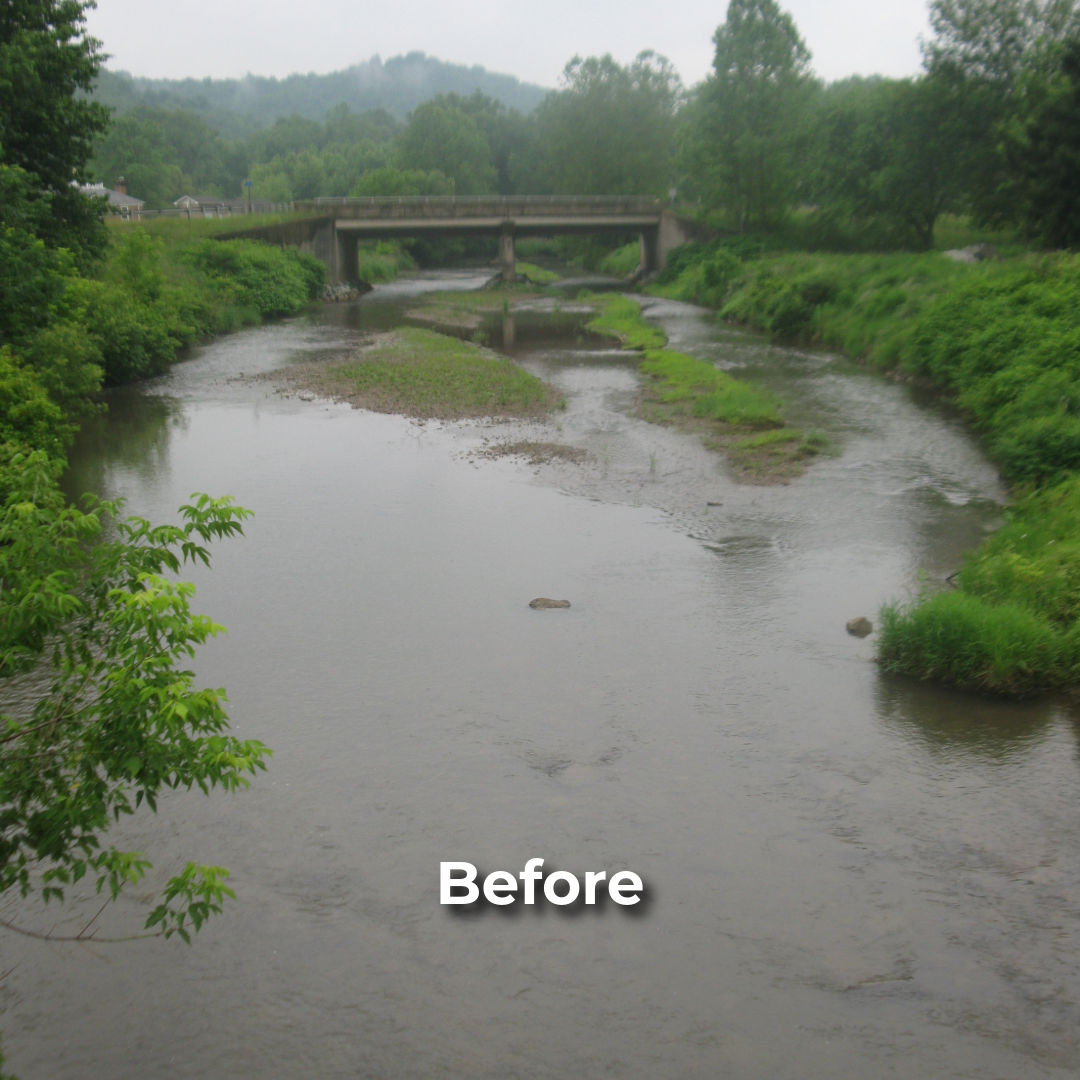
333, 215, 661, 236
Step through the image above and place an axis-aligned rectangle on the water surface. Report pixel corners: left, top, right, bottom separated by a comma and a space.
3, 270, 1078, 1079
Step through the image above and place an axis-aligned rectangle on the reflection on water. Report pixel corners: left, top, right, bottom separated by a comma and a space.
875, 675, 1061, 762
3, 271, 1079, 1080
62, 389, 186, 501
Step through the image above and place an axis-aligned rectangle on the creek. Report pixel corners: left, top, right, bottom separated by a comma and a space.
2, 269, 1078, 1079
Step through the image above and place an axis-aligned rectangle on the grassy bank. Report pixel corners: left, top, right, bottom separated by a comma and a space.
1, 223, 329, 480
584, 293, 823, 481
280, 326, 562, 420
133, 214, 415, 285
654, 242, 1080, 694
81, 226, 328, 386
879, 475, 1080, 694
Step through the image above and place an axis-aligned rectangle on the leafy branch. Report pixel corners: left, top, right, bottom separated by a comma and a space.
0, 448, 268, 940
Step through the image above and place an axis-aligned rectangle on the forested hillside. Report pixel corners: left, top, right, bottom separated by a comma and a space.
94, 52, 549, 134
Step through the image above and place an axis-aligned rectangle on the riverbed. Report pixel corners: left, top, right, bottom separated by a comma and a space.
2, 270, 1078, 1079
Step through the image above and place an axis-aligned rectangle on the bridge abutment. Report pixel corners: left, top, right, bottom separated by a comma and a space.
640, 229, 659, 275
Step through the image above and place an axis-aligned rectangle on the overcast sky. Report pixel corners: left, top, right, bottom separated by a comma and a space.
85, 0, 932, 89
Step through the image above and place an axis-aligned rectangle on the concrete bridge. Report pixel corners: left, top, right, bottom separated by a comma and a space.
233, 196, 695, 283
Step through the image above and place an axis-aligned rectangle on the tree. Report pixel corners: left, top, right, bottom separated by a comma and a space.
866, 76, 972, 248
0, 451, 269, 943
682, 0, 816, 228
1003, 37, 1080, 245
811, 75, 971, 248
398, 99, 497, 194
0, 0, 270, 1009
0, 0, 110, 261
921, 0, 1080, 223
923, 0, 1079, 83
430, 91, 532, 195
351, 166, 455, 197
533, 52, 682, 196
90, 111, 183, 208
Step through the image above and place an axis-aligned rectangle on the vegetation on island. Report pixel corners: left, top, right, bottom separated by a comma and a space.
279, 326, 562, 420
584, 293, 824, 480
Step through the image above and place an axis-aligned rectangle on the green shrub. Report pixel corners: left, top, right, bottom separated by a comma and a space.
63, 278, 175, 384
765, 285, 814, 341
655, 242, 714, 285
0, 348, 70, 454
181, 239, 323, 317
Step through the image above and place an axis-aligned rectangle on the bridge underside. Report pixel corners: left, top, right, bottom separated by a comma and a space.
332, 217, 662, 284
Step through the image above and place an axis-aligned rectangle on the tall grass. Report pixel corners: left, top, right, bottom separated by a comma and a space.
878, 591, 1075, 696
356, 242, 416, 283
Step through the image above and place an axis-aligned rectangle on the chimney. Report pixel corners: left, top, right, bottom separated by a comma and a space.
115, 176, 127, 196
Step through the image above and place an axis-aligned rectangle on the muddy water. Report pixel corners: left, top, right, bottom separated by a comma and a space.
3, 270, 1079, 1079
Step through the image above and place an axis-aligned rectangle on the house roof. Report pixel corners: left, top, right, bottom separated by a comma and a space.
78, 182, 145, 209
173, 194, 240, 207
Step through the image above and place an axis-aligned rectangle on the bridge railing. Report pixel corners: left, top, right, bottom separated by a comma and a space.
107, 202, 293, 222
299, 195, 663, 219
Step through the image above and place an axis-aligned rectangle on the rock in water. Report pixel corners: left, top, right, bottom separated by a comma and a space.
529, 598, 571, 609
846, 616, 873, 637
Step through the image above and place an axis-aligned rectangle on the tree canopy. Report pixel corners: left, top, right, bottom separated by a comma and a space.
1003, 37, 1080, 244
0, 0, 109, 261
397, 97, 498, 194
532, 51, 682, 196
923, 0, 1080, 83
682, 0, 816, 229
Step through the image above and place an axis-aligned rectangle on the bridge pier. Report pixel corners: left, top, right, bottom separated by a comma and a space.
337, 231, 359, 283
499, 225, 516, 283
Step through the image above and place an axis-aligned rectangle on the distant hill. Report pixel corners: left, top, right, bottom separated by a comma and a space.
93, 53, 551, 136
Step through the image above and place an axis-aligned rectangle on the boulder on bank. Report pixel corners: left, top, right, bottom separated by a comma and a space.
321, 281, 372, 302
529, 598, 571, 609
943, 244, 998, 264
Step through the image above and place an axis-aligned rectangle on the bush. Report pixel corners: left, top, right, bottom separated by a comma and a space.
61, 277, 175, 384
182, 239, 324, 317
0, 348, 70, 456
655, 242, 714, 285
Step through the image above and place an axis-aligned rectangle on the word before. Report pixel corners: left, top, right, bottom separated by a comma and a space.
440, 858, 644, 906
